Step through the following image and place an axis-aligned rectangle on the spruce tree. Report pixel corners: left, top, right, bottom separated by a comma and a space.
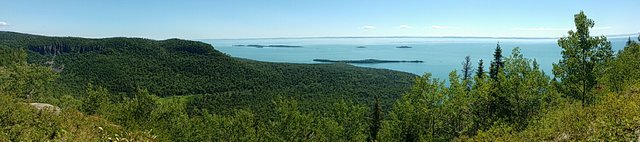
368, 96, 383, 142
488, 43, 506, 123
476, 59, 485, 78
489, 43, 504, 81
461, 56, 473, 81
461, 56, 473, 91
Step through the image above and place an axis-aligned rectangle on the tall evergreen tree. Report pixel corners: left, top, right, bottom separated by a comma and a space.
461, 56, 473, 91
461, 56, 473, 81
476, 59, 485, 79
368, 96, 383, 142
553, 11, 613, 105
489, 43, 504, 81
487, 43, 506, 124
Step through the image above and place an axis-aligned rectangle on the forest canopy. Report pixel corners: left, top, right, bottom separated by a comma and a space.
1, 11, 640, 141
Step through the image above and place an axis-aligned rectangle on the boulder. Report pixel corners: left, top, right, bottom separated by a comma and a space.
29, 103, 61, 115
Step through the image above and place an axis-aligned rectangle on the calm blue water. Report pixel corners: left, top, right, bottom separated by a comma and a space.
201, 37, 628, 80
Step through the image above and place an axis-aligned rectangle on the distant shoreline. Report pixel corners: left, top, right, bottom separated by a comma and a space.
313, 59, 424, 64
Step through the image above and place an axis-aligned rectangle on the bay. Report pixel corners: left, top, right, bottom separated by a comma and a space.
201, 37, 628, 80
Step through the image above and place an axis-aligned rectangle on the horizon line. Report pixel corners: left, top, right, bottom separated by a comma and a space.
2, 30, 637, 41
204, 33, 640, 40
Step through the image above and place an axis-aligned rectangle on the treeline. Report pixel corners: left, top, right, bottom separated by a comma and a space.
1, 11, 640, 141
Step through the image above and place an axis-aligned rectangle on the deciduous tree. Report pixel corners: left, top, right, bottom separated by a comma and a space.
553, 11, 613, 105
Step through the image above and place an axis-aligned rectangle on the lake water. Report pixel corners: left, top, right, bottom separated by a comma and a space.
201, 37, 628, 80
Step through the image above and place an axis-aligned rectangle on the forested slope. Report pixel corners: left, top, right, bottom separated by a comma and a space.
0, 31, 415, 113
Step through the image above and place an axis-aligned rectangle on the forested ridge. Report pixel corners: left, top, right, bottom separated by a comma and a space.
1, 11, 640, 141
0, 31, 415, 114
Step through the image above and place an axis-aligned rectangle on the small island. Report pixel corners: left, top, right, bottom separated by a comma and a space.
313, 59, 424, 64
356, 46, 366, 48
233, 44, 303, 48
396, 46, 412, 48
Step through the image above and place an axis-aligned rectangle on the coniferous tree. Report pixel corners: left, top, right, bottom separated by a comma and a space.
553, 11, 613, 105
489, 43, 504, 81
461, 56, 473, 91
487, 43, 506, 124
476, 59, 485, 79
368, 96, 383, 142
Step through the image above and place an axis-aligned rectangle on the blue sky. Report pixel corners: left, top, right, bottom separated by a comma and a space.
0, 0, 638, 39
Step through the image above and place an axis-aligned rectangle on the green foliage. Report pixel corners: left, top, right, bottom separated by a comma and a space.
379, 47, 562, 141
476, 59, 485, 79
194, 110, 261, 141
498, 48, 560, 128
471, 84, 640, 141
0, 47, 156, 141
489, 43, 504, 81
379, 73, 449, 141
0, 45, 27, 66
82, 84, 110, 115
601, 37, 640, 93
368, 96, 383, 141
553, 11, 614, 105
461, 56, 474, 91
0, 46, 58, 101
329, 100, 369, 141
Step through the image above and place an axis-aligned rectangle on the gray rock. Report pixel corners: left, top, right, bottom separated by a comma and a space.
29, 103, 61, 115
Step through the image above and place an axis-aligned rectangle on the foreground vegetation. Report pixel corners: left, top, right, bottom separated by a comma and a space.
1, 11, 639, 141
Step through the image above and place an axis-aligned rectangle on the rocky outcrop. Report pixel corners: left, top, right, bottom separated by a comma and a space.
29, 103, 61, 114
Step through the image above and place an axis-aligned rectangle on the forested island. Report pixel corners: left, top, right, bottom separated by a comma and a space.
1, 11, 640, 141
313, 59, 424, 63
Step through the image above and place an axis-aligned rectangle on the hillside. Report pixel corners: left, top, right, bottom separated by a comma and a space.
0, 31, 416, 113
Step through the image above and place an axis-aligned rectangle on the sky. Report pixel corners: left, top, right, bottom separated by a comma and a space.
0, 0, 638, 39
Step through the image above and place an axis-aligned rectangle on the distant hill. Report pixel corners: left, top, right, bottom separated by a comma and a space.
0, 31, 416, 113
